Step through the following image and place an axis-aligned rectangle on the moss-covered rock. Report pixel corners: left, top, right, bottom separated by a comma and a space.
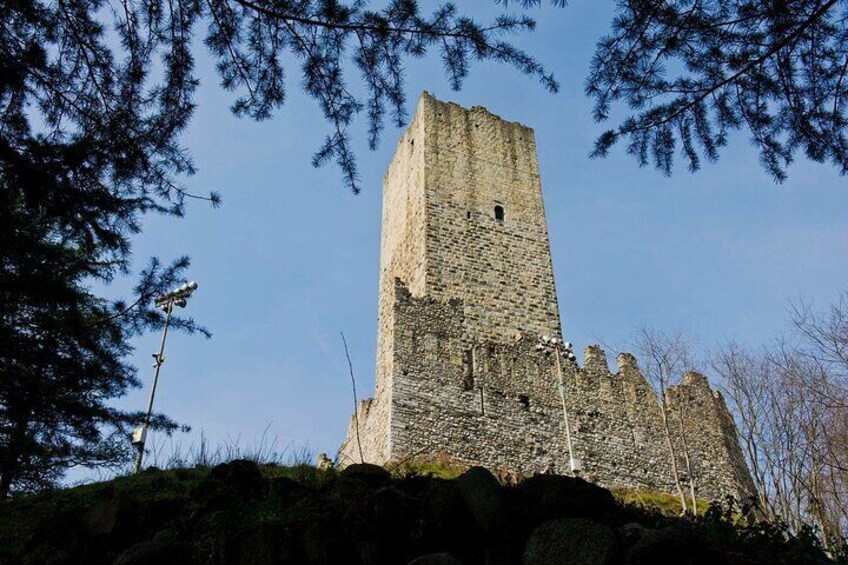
523, 518, 618, 565
0, 463, 839, 565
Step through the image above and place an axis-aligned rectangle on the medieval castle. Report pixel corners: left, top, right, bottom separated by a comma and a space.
339, 92, 755, 502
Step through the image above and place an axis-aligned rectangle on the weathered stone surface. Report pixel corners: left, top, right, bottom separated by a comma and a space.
456, 467, 506, 536
340, 463, 392, 486
523, 519, 617, 565
408, 553, 464, 565
619, 522, 650, 545
316, 452, 334, 470
339, 92, 756, 505
624, 527, 727, 565
209, 459, 262, 484
195, 459, 265, 508
517, 474, 617, 526
421, 480, 480, 550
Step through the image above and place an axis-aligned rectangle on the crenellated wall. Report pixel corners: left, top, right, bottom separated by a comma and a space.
340, 281, 755, 501
338, 93, 755, 503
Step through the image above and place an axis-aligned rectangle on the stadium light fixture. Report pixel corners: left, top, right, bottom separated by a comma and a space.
132, 281, 198, 473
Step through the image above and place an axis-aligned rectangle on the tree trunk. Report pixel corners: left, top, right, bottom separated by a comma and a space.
0, 417, 28, 499
675, 410, 698, 515
659, 401, 688, 513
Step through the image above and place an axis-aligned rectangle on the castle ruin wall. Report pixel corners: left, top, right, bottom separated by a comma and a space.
338, 92, 755, 503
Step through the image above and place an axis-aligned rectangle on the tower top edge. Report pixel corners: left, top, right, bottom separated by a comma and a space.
415, 90, 535, 133
382, 91, 537, 183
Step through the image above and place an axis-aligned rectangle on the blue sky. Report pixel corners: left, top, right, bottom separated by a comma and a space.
106, 2, 848, 467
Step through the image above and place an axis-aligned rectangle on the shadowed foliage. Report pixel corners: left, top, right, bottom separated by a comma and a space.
0, 462, 841, 564
587, 0, 848, 181
0, 0, 564, 496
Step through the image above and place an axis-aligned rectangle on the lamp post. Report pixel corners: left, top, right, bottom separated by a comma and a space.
132, 281, 198, 474
535, 335, 580, 474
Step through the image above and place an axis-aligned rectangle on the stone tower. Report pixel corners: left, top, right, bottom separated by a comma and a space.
376, 91, 561, 345
340, 93, 755, 503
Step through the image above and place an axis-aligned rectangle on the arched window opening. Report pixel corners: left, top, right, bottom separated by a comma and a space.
494, 205, 505, 221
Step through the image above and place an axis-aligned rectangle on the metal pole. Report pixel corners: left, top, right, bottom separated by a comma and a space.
554, 350, 576, 474
134, 302, 173, 474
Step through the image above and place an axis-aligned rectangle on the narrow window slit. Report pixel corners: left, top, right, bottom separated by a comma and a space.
463, 349, 474, 391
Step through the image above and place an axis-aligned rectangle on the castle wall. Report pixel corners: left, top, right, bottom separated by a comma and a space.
345, 99, 429, 466
667, 373, 758, 500
339, 93, 755, 503
341, 284, 753, 501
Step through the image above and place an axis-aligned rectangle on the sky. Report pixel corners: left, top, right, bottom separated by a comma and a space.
97, 1, 848, 472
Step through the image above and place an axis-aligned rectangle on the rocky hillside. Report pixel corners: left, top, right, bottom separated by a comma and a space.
0, 461, 838, 565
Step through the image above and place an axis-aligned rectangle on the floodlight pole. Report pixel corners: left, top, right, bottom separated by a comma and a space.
553, 348, 576, 474
132, 280, 197, 474
133, 303, 173, 474
537, 336, 579, 474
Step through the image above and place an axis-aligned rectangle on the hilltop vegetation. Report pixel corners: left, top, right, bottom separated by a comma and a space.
0, 460, 842, 565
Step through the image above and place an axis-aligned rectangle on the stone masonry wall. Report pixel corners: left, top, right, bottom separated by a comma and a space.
420, 94, 561, 343
342, 99, 429, 466
339, 93, 755, 503
342, 282, 754, 501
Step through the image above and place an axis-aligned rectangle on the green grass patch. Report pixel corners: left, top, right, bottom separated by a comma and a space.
389, 454, 467, 480
611, 486, 710, 516
260, 462, 335, 487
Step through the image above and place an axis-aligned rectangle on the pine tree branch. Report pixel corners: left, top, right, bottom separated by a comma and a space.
621, 0, 839, 135
230, 0, 525, 37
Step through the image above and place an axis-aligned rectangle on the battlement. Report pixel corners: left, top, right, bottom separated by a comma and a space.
341, 282, 755, 500
339, 94, 755, 503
